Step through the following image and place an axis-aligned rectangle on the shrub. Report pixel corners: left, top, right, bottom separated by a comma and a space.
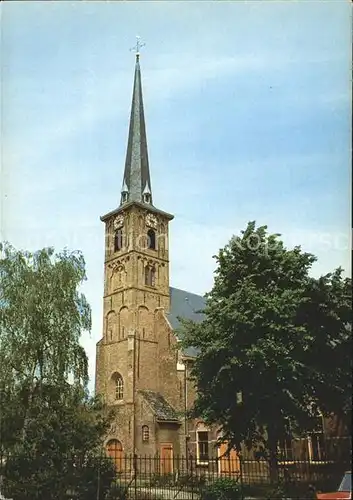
176, 473, 206, 488
1, 453, 116, 500
149, 473, 174, 487
264, 479, 316, 500
200, 477, 242, 500
105, 482, 128, 500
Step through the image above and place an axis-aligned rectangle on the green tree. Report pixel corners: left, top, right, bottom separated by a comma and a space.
1, 385, 116, 500
0, 244, 117, 499
0, 243, 90, 449
180, 222, 351, 479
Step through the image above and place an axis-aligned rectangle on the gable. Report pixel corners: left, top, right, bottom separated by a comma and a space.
168, 287, 205, 358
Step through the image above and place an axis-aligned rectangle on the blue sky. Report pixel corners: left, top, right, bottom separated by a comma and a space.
1, 1, 351, 390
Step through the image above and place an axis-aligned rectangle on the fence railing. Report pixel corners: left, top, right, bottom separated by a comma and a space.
0, 451, 350, 499
102, 452, 350, 498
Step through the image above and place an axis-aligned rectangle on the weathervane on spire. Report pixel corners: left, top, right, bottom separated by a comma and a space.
130, 35, 145, 59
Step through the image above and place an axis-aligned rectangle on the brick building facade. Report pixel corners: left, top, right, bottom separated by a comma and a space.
94, 51, 218, 464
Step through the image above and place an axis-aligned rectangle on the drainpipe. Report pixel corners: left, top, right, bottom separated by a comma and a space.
127, 328, 137, 461
184, 359, 189, 468
133, 332, 137, 458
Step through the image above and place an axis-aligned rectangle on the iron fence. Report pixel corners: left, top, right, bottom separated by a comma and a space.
108, 453, 349, 489
0, 451, 350, 499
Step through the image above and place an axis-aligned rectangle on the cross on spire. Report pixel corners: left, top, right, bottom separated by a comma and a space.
120, 37, 152, 206
130, 35, 145, 59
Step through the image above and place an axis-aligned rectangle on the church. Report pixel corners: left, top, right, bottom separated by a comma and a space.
94, 49, 225, 466
94, 47, 348, 474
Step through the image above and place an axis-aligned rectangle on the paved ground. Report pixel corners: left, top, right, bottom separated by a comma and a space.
128, 487, 200, 499
127, 487, 260, 499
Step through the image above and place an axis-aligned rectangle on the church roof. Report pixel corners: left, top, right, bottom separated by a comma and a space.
99, 51, 173, 222
139, 390, 180, 422
100, 200, 173, 223
168, 287, 206, 358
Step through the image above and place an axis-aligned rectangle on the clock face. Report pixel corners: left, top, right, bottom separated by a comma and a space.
146, 213, 158, 229
113, 214, 124, 230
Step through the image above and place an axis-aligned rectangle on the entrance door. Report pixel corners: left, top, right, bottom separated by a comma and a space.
106, 439, 124, 471
160, 443, 173, 474
218, 442, 240, 474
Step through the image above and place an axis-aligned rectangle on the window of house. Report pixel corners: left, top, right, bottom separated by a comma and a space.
114, 229, 123, 252
144, 266, 155, 287
114, 374, 124, 400
308, 415, 326, 461
278, 437, 294, 462
310, 433, 326, 461
147, 229, 156, 250
143, 192, 151, 204
197, 431, 209, 463
308, 415, 326, 462
142, 425, 149, 442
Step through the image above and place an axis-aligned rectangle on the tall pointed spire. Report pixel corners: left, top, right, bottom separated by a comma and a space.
120, 38, 152, 206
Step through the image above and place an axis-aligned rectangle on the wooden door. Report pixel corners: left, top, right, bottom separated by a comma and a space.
160, 443, 173, 474
106, 439, 124, 471
218, 442, 240, 474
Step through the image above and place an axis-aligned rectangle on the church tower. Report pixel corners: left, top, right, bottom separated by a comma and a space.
95, 45, 175, 456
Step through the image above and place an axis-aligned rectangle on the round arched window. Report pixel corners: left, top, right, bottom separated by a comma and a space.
114, 229, 123, 252
112, 373, 124, 400
147, 229, 156, 250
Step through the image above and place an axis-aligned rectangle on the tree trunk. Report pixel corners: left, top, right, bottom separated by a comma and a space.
267, 424, 279, 484
21, 373, 38, 444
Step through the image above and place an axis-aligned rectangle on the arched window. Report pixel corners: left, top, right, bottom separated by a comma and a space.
147, 229, 156, 250
106, 311, 116, 341
142, 425, 150, 442
114, 229, 123, 252
119, 307, 129, 340
113, 373, 124, 400
144, 266, 156, 287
